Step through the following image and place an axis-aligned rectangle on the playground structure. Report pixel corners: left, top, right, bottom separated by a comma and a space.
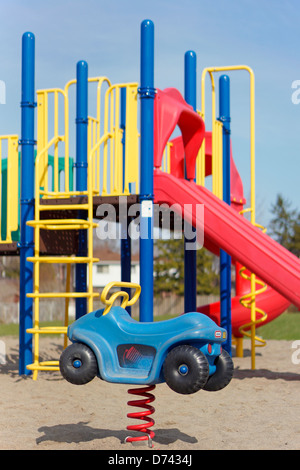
0, 19, 299, 384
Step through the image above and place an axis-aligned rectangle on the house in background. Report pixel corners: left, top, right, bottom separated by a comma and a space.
92, 247, 140, 289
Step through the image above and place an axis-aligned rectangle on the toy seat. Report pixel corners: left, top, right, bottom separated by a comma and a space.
110, 307, 207, 338
94, 281, 221, 345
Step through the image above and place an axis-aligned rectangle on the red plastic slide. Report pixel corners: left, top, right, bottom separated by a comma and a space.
153, 170, 300, 334
153, 87, 299, 335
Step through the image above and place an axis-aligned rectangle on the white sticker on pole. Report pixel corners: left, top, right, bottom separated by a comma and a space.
141, 200, 153, 218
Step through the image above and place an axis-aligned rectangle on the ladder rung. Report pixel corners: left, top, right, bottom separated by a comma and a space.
38, 204, 89, 211
27, 256, 99, 264
27, 219, 97, 230
39, 190, 88, 197
36, 223, 92, 230
27, 292, 99, 299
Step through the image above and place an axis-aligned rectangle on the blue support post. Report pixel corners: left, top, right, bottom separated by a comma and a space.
121, 87, 127, 193
139, 19, 155, 322
120, 87, 132, 314
75, 60, 88, 319
19, 32, 36, 375
184, 51, 197, 313
219, 75, 232, 354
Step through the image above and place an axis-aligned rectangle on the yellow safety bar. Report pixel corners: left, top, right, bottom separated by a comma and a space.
201, 65, 255, 210
123, 84, 139, 194
0, 135, 19, 243
87, 77, 112, 194
96, 83, 139, 196
199, 71, 224, 198
160, 141, 173, 174
100, 281, 141, 315
36, 88, 69, 194
201, 65, 267, 369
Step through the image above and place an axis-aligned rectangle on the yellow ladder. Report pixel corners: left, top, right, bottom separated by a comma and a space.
26, 210, 99, 380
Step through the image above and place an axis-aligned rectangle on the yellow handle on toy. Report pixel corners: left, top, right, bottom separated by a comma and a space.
101, 282, 141, 315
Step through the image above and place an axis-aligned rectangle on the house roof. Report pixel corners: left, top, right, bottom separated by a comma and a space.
93, 246, 139, 263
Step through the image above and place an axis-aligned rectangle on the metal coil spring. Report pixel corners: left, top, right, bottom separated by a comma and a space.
125, 385, 156, 447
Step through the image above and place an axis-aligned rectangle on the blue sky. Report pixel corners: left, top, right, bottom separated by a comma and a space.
0, 0, 299, 226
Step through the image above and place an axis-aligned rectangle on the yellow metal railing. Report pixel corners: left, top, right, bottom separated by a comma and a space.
87, 77, 111, 194
199, 72, 224, 198
0, 135, 19, 243
99, 83, 139, 196
83, 80, 139, 197
36, 88, 70, 194
201, 65, 267, 369
201, 65, 255, 206
160, 142, 172, 174
123, 84, 139, 194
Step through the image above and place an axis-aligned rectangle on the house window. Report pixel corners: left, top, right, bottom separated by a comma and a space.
97, 264, 109, 274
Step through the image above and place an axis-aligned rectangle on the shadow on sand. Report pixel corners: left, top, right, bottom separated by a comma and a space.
36, 421, 198, 446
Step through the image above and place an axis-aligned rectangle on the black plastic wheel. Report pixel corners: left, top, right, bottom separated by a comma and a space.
163, 345, 209, 395
203, 349, 234, 391
59, 342, 98, 385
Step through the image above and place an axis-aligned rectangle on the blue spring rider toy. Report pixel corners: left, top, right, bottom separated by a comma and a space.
59, 282, 234, 395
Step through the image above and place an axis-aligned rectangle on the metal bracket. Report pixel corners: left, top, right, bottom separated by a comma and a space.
138, 87, 156, 99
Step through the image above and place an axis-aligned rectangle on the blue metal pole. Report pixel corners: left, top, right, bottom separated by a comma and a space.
219, 74, 232, 355
139, 19, 155, 322
19, 32, 36, 375
184, 51, 197, 313
120, 87, 132, 314
121, 87, 127, 193
75, 60, 88, 319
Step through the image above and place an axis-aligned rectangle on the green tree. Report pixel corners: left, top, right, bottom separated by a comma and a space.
287, 213, 300, 257
269, 194, 300, 256
154, 237, 219, 296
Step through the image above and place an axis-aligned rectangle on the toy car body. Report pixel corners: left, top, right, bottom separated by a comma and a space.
60, 283, 234, 394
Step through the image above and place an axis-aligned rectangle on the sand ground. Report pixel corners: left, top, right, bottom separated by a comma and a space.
0, 336, 299, 450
